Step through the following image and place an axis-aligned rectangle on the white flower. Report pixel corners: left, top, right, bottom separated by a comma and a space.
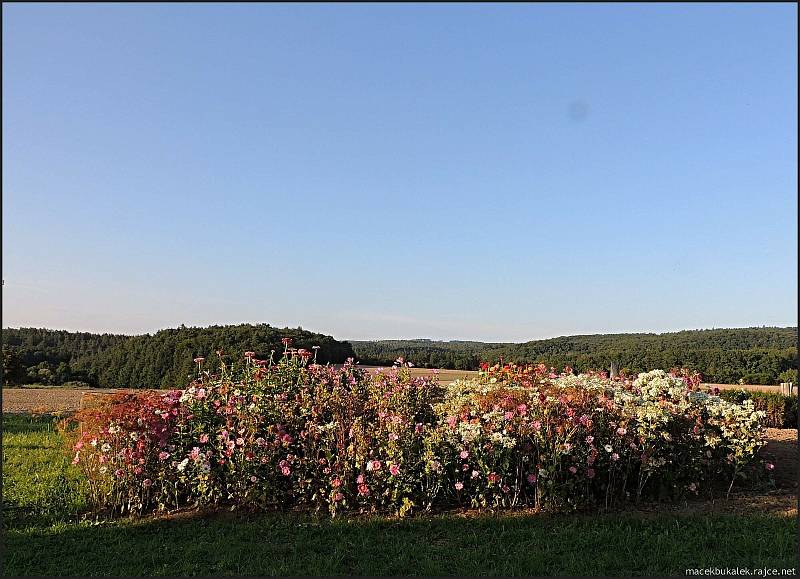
177, 458, 190, 472
604, 444, 613, 453
101, 443, 112, 453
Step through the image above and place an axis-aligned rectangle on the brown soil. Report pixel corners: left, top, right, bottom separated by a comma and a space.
2, 387, 166, 415
762, 428, 798, 489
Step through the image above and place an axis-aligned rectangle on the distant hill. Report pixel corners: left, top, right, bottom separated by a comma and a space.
3, 325, 795, 387
2, 324, 355, 389
351, 327, 797, 384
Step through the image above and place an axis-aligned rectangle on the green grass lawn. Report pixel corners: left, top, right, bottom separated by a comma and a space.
2, 414, 797, 576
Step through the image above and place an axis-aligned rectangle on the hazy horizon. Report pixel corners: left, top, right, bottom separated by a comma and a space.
3, 4, 797, 342
2, 321, 795, 345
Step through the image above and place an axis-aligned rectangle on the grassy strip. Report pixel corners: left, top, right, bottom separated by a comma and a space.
4, 511, 795, 576
2, 414, 88, 528
2, 413, 796, 577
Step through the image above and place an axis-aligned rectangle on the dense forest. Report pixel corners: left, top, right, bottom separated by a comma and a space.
2, 325, 796, 388
350, 339, 507, 370
482, 328, 797, 385
351, 328, 797, 385
2, 325, 355, 389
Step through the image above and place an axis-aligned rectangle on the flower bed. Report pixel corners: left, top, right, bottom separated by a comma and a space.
66, 347, 773, 518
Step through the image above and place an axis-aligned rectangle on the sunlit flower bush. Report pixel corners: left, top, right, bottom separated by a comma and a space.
67, 349, 772, 518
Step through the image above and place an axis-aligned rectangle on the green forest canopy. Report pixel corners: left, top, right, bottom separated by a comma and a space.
2, 324, 355, 389
2, 325, 797, 388
351, 327, 797, 385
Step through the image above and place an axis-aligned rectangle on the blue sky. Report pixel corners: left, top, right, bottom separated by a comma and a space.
3, 3, 797, 342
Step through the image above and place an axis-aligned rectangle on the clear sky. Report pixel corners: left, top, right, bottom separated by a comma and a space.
2, 3, 797, 342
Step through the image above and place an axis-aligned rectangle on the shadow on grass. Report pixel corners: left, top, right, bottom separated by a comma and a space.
3, 508, 796, 576
3, 413, 56, 433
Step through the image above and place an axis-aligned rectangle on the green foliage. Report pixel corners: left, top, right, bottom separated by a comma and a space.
718, 389, 798, 429
483, 327, 797, 385
350, 339, 498, 369
3, 325, 355, 389
351, 328, 796, 385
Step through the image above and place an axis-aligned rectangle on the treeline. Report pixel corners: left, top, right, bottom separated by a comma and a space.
3, 326, 796, 388
2, 328, 129, 385
483, 328, 797, 385
351, 328, 797, 385
350, 339, 507, 370
2, 325, 355, 389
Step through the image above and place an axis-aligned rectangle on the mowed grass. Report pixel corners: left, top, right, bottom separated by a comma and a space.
2, 413, 797, 577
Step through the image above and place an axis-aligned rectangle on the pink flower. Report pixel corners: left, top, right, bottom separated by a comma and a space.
454, 482, 464, 490
199, 434, 209, 444
196, 388, 206, 400
332, 478, 342, 488
766, 463, 775, 470
569, 466, 577, 474
389, 433, 399, 441
250, 475, 258, 483
389, 464, 400, 476
533, 420, 542, 431
459, 450, 469, 459
517, 404, 528, 414
587, 468, 596, 479
333, 492, 344, 502
504, 411, 514, 420
447, 416, 458, 428
281, 466, 291, 476
585, 435, 594, 444
142, 479, 152, 488
356, 474, 364, 484
611, 453, 619, 462
236, 437, 245, 446
358, 484, 370, 496
616, 427, 627, 436
370, 460, 382, 471
281, 434, 293, 444
527, 473, 538, 484
487, 473, 500, 483
158, 451, 170, 461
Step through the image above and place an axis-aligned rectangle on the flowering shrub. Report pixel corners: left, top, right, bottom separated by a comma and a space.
67, 349, 772, 518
